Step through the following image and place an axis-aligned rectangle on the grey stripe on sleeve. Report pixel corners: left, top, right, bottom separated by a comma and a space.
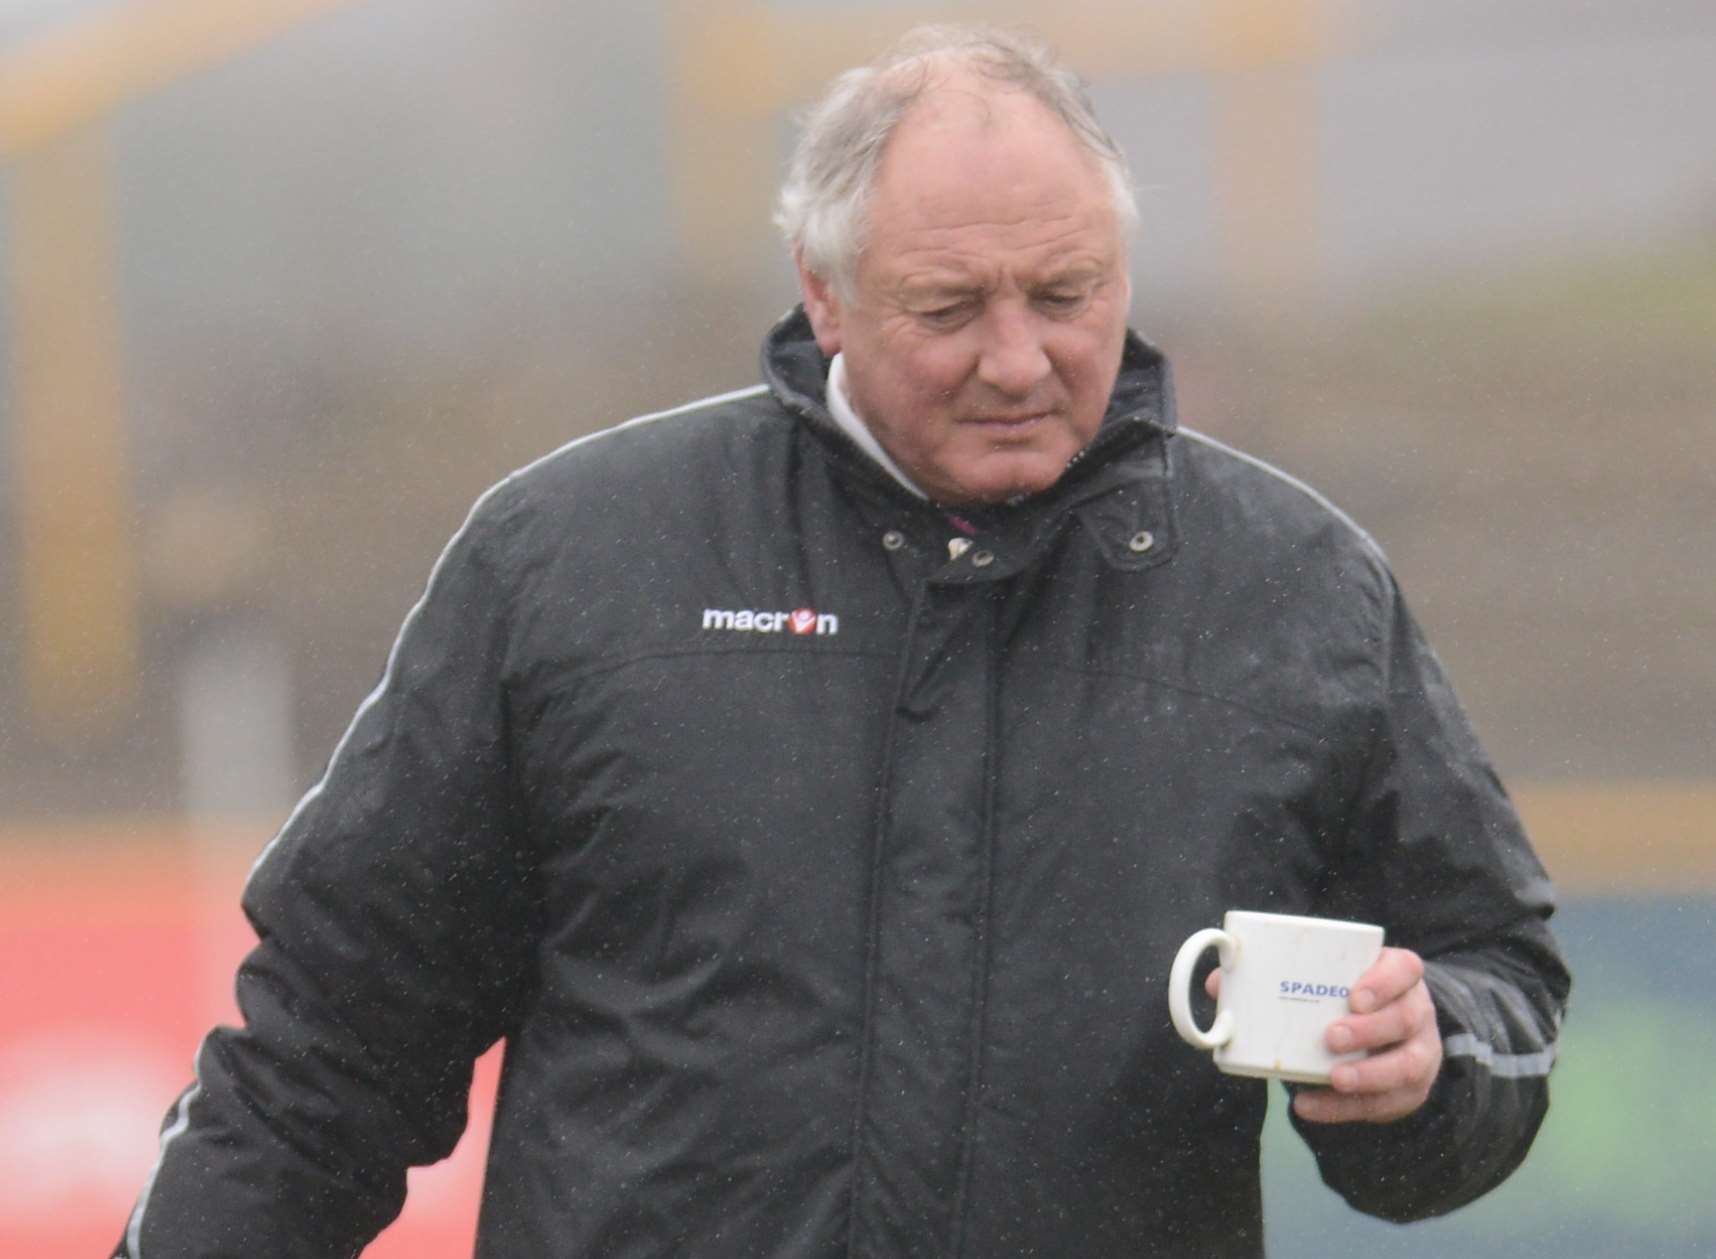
1444, 1032, 1558, 1079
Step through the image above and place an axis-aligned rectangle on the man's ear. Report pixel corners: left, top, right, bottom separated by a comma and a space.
796, 253, 844, 358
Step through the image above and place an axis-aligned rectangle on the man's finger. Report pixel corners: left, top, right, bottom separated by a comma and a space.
1349, 946, 1424, 1013
1327, 987, 1427, 1055
1328, 1035, 1439, 1098
1293, 1084, 1420, 1125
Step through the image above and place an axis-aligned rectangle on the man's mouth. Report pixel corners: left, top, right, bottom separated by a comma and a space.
969, 412, 1049, 434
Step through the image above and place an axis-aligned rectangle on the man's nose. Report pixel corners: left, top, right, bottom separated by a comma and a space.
975, 304, 1052, 397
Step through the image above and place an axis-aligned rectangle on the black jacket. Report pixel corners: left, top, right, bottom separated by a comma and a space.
120, 310, 1569, 1258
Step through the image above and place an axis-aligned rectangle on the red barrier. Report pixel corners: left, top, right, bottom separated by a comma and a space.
0, 832, 490, 1256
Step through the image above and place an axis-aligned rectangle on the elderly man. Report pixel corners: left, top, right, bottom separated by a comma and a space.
118, 24, 1568, 1259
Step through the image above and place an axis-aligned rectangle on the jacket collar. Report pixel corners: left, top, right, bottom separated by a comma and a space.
760, 305, 1180, 574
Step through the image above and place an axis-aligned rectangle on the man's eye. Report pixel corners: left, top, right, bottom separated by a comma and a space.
1039, 291, 1085, 310
920, 303, 973, 325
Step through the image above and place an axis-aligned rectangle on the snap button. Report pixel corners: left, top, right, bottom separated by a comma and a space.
971, 549, 995, 568
947, 537, 973, 560
1128, 530, 1155, 554
882, 530, 905, 551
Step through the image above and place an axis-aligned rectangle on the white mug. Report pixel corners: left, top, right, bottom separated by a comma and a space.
1167, 910, 1385, 1084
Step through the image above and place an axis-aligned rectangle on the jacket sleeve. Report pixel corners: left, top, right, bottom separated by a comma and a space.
116, 485, 539, 1258
1295, 578, 1572, 1222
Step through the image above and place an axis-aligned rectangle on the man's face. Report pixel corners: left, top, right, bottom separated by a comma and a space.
799, 81, 1131, 506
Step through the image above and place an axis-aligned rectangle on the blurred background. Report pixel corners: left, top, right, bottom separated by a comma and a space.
2, 0, 1711, 1254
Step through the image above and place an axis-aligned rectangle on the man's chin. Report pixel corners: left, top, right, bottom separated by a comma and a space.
939, 460, 1067, 508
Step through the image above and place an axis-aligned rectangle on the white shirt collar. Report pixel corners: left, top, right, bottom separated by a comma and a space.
826, 353, 928, 500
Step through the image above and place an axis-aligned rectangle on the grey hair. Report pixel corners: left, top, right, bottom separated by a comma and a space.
775, 23, 1138, 301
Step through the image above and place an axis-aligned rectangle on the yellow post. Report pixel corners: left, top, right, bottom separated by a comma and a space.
0, 0, 361, 154
5, 130, 138, 732
1203, 0, 1326, 303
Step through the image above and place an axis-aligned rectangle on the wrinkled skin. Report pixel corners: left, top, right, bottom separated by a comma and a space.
798, 72, 1131, 506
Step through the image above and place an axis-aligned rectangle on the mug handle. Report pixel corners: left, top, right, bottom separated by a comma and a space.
1168, 927, 1238, 1049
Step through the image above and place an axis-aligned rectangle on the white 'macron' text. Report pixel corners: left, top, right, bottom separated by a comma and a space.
702, 607, 839, 636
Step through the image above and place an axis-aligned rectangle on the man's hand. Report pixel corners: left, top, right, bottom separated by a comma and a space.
1295, 947, 1441, 1124
1204, 945, 1442, 1124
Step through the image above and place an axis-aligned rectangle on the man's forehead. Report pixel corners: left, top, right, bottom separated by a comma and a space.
872, 85, 1108, 212
891, 254, 1109, 294
849, 70, 1124, 292
865, 200, 1122, 285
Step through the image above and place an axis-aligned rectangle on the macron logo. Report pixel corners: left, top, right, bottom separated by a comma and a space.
702, 607, 839, 636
